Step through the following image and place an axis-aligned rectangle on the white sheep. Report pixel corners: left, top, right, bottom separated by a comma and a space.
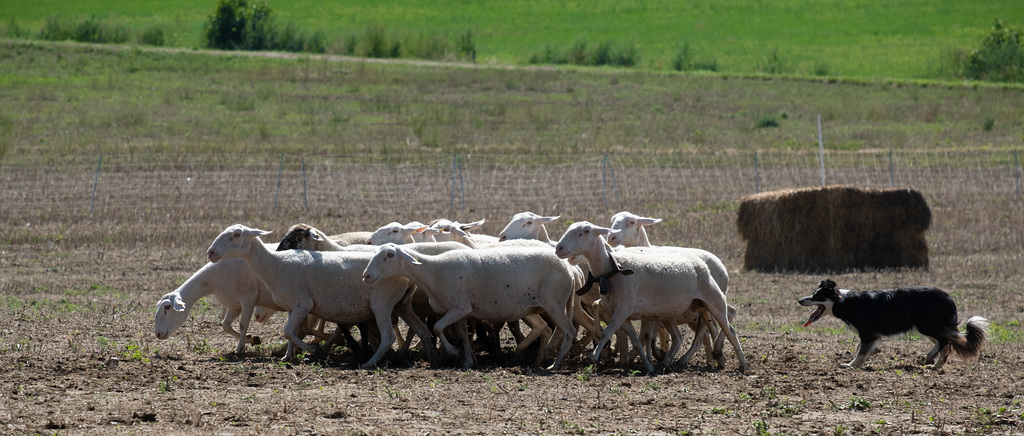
554, 221, 748, 373
367, 222, 432, 245
495, 211, 601, 346
206, 224, 437, 368
362, 243, 578, 370
154, 256, 281, 355
430, 218, 501, 245
607, 211, 736, 366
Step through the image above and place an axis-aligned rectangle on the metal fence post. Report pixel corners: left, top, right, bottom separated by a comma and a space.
450, 154, 465, 211
889, 149, 894, 187
1015, 149, 1020, 197
754, 151, 760, 194
601, 154, 619, 209
302, 156, 309, 212
273, 153, 283, 213
89, 155, 102, 214
817, 115, 826, 186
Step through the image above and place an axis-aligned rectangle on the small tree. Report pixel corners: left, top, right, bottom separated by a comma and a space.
203, 0, 276, 50
964, 19, 1024, 83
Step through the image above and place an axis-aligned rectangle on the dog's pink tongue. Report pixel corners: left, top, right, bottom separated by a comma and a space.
803, 306, 823, 327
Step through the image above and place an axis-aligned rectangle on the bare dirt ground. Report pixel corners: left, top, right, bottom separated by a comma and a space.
1, 165, 1023, 435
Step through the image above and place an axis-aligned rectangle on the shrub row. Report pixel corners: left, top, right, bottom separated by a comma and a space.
528, 38, 638, 67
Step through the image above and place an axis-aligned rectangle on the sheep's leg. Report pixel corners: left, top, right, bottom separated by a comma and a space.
572, 295, 598, 346
394, 302, 438, 367
517, 315, 551, 357
361, 309, 398, 370
390, 313, 406, 350
544, 308, 578, 371
590, 307, 653, 372
220, 307, 257, 355
455, 319, 474, 369
661, 319, 683, 368
678, 319, 707, 367
618, 321, 654, 373
711, 304, 738, 360
234, 303, 258, 355
706, 300, 748, 371
282, 307, 318, 361
636, 320, 655, 364
317, 325, 349, 356
432, 305, 472, 358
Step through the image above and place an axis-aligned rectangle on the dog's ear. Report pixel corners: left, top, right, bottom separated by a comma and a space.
819, 279, 836, 290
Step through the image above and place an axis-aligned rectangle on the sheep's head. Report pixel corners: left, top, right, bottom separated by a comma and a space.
363, 243, 420, 285
208, 224, 271, 263
554, 221, 611, 260
367, 222, 429, 245
154, 293, 188, 340
498, 211, 559, 242
276, 223, 324, 251
607, 211, 661, 247
429, 219, 473, 242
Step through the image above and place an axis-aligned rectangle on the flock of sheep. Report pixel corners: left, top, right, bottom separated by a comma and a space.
154, 212, 747, 373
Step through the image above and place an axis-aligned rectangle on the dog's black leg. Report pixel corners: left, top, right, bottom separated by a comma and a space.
923, 335, 943, 365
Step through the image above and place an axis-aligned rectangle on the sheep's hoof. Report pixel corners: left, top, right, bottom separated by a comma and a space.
246, 335, 262, 345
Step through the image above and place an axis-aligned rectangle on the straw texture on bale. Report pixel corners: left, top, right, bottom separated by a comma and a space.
737, 185, 931, 272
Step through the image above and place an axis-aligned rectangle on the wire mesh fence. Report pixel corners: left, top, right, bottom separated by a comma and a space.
1, 150, 1021, 222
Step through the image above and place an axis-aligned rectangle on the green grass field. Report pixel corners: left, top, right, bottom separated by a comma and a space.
2, 0, 1023, 80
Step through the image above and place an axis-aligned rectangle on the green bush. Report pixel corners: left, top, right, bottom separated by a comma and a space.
755, 114, 780, 128
672, 42, 693, 71
203, 0, 326, 53
4, 18, 26, 38
203, 0, 275, 50
39, 15, 130, 44
457, 29, 476, 60
140, 24, 166, 46
963, 19, 1024, 82
759, 47, 789, 74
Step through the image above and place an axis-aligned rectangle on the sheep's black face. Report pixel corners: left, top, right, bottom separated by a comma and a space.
276, 227, 310, 251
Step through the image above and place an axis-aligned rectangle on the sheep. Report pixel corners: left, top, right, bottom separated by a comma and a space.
554, 221, 748, 373
367, 222, 432, 245
206, 224, 437, 368
362, 243, 578, 370
277, 223, 353, 251
154, 256, 281, 355
495, 211, 601, 347
606, 211, 736, 366
430, 218, 501, 245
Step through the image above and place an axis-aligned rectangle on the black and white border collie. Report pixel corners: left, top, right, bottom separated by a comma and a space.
798, 279, 988, 369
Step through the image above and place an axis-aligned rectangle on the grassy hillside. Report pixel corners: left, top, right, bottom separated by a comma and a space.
1, 0, 1023, 80
1, 40, 1021, 163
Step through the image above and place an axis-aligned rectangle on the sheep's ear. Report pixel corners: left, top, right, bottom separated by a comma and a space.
309, 229, 324, 241
172, 296, 186, 312
396, 247, 422, 265
449, 226, 471, 238
421, 227, 441, 235
460, 219, 486, 231
637, 217, 662, 226
537, 215, 560, 223
591, 225, 611, 236
411, 225, 428, 234
244, 228, 273, 239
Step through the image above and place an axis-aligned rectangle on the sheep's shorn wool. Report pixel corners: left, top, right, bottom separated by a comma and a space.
737, 185, 931, 272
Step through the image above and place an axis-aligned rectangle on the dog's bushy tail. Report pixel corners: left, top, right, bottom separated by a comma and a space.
949, 316, 989, 360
